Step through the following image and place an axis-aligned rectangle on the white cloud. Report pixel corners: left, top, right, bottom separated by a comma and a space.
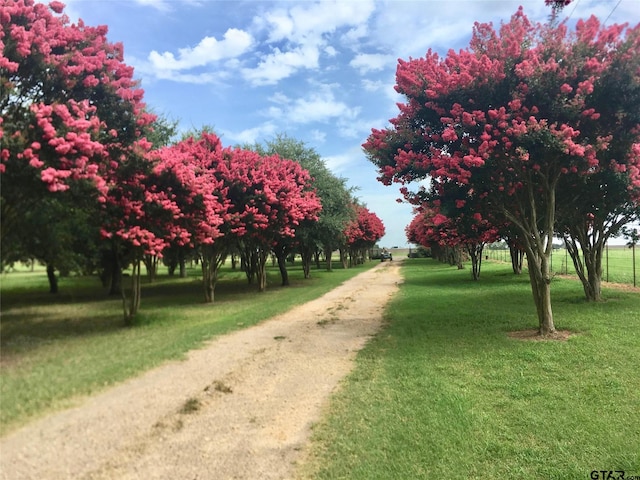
324, 152, 356, 173
350, 53, 394, 74
242, 45, 320, 85
265, 85, 359, 125
133, 0, 203, 11
362, 78, 385, 92
289, 94, 357, 124
221, 122, 279, 145
262, 8, 295, 43
362, 189, 413, 246
242, 0, 375, 85
263, 0, 375, 44
269, 92, 290, 105
148, 28, 252, 72
342, 23, 369, 45
324, 45, 338, 57
133, 0, 171, 11
310, 129, 327, 143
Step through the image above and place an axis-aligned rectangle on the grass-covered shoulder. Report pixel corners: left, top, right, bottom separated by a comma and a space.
302, 258, 640, 479
0, 260, 378, 435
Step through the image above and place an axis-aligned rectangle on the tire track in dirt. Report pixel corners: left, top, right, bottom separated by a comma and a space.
1, 259, 403, 480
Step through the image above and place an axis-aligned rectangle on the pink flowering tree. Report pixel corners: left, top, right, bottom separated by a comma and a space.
100, 142, 192, 322
412, 181, 500, 279
406, 210, 432, 248
404, 206, 466, 268
247, 134, 354, 279
152, 132, 229, 303
364, 9, 640, 335
343, 205, 385, 267
223, 147, 321, 292
1, 0, 156, 301
552, 23, 640, 301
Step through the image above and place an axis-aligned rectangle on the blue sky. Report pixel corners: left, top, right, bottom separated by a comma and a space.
58, 0, 638, 247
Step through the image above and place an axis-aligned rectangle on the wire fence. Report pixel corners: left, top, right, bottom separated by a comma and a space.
485, 243, 639, 287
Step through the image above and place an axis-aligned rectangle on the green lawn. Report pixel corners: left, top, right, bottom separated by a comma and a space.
301, 259, 640, 479
0, 260, 376, 435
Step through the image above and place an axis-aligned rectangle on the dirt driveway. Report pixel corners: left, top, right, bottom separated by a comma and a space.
1, 258, 403, 480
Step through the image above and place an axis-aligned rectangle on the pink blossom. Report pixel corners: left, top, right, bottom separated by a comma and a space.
442, 127, 458, 142
560, 83, 573, 94
432, 213, 448, 226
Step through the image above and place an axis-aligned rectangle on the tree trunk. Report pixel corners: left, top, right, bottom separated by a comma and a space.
110, 266, 122, 295
46, 263, 58, 294
241, 246, 258, 284
132, 260, 141, 315
257, 249, 269, 292
565, 233, 603, 302
200, 245, 226, 303
300, 246, 313, 279
201, 255, 216, 303
466, 242, 484, 281
448, 246, 464, 269
122, 258, 141, 326
167, 258, 177, 276
143, 254, 158, 283
504, 174, 558, 336
108, 246, 122, 295
509, 243, 524, 274
179, 256, 186, 278
275, 249, 290, 286
339, 248, 348, 269
526, 250, 555, 335
324, 246, 333, 271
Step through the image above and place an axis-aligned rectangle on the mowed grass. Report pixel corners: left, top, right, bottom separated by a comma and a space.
301, 259, 640, 479
0, 260, 376, 435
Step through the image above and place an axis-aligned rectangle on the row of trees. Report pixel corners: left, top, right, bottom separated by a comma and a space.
1, 1, 386, 323
364, 4, 640, 335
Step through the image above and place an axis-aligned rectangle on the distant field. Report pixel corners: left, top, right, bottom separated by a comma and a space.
486, 244, 639, 286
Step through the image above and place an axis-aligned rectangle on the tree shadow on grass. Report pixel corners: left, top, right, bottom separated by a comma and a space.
0, 266, 315, 360
391, 259, 600, 356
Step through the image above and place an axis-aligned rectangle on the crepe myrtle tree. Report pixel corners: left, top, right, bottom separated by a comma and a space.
554, 38, 640, 301
410, 180, 500, 279
152, 132, 229, 303
100, 137, 192, 323
1, 0, 156, 297
343, 204, 385, 267
364, 8, 640, 335
223, 147, 321, 292
0, 0, 178, 323
404, 205, 464, 267
544, 0, 640, 304
247, 133, 355, 277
